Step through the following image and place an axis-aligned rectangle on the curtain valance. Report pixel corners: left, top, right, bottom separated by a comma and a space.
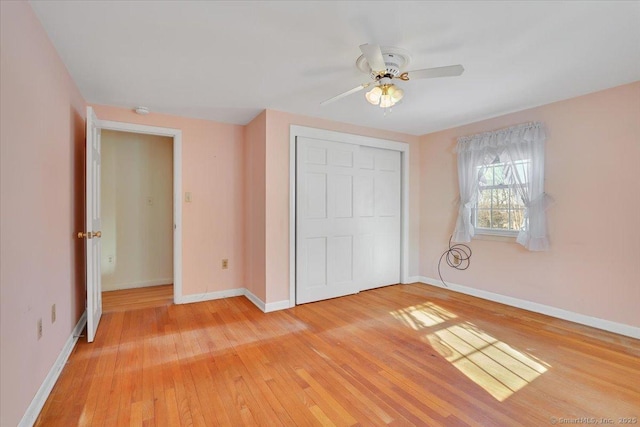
456, 122, 545, 153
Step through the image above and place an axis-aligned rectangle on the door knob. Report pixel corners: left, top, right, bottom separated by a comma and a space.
77, 231, 101, 239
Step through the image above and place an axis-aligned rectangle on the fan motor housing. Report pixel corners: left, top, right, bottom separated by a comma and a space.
356, 46, 412, 78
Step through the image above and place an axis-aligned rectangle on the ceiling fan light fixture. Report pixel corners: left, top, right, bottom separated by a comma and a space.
365, 84, 403, 108
320, 43, 463, 109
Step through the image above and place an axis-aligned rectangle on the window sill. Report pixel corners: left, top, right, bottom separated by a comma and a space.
473, 233, 518, 243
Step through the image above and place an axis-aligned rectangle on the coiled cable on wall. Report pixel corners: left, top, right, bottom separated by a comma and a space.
437, 236, 472, 287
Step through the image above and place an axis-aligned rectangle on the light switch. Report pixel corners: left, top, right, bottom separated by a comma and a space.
185, 192, 192, 202
147, 196, 154, 206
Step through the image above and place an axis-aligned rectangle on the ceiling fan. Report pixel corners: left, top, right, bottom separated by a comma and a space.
321, 43, 464, 109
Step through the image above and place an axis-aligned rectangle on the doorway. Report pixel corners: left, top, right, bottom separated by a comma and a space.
101, 130, 174, 298
97, 118, 183, 305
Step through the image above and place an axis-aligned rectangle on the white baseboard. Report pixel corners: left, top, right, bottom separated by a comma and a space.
178, 287, 290, 314
403, 276, 424, 284
264, 299, 292, 313
239, 290, 289, 313
178, 288, 245, 305
416, 276, 640, 339
19, 311, 87, 427
243, 289, 266, 312
102, 278, 173, 292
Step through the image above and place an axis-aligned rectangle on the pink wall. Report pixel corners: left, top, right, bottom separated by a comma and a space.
0, 2, 87, 425
264, 110, 421, 303
92, 105, 246, 297
244, 111, 267, 300
420, 82, 640, 328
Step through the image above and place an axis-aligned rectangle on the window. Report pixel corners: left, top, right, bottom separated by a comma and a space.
452, 122, 549, 251
473, 160, 529, 236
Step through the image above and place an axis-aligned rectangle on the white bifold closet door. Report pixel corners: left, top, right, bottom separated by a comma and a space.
296, 136, 401, 304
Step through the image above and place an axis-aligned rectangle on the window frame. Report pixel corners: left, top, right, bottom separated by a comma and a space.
472, 160, 528, 238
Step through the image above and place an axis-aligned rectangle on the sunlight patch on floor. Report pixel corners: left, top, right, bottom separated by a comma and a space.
389, 302, 458, 330
427, 322, 549, 401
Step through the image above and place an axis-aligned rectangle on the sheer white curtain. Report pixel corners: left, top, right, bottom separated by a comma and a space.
453, 122, 549, 251
452, 148, 488, 242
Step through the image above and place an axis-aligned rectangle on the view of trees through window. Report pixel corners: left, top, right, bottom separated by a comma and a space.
474, 160, 527, 232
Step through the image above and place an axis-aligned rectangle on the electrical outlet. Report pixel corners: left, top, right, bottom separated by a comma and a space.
185, 192, 192, 203
37, 318, 43, 340
108, 255, 114, 264
51, 304, 56, 323
222, 259, 229, 269
453, 254, 461, 265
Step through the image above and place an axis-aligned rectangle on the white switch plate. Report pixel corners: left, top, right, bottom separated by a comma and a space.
185, 192, 192, 202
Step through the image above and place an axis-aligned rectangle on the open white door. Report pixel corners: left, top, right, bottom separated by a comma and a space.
83, 106, 102, 342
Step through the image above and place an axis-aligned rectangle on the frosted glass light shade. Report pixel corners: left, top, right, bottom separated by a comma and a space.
391, 88, 404, 102
379, 95, 392, 108
365, 86, 383, 105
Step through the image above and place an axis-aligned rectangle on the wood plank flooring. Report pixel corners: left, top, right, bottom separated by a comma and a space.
35, 283, 640, 426
102, 284, 173, 313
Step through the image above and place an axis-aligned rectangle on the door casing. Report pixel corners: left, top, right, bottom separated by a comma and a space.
96, 119, 184, 304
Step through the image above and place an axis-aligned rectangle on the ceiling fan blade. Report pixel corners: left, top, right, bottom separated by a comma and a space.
359, 43, 386, 74
320, 82, 373, 106
402, 64, 464, 80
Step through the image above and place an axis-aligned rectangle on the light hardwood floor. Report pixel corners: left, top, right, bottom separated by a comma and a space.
36, 283, 639, 426
102, 284, 173, 313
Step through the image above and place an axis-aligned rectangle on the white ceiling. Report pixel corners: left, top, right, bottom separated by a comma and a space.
30, 1, 640, 136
